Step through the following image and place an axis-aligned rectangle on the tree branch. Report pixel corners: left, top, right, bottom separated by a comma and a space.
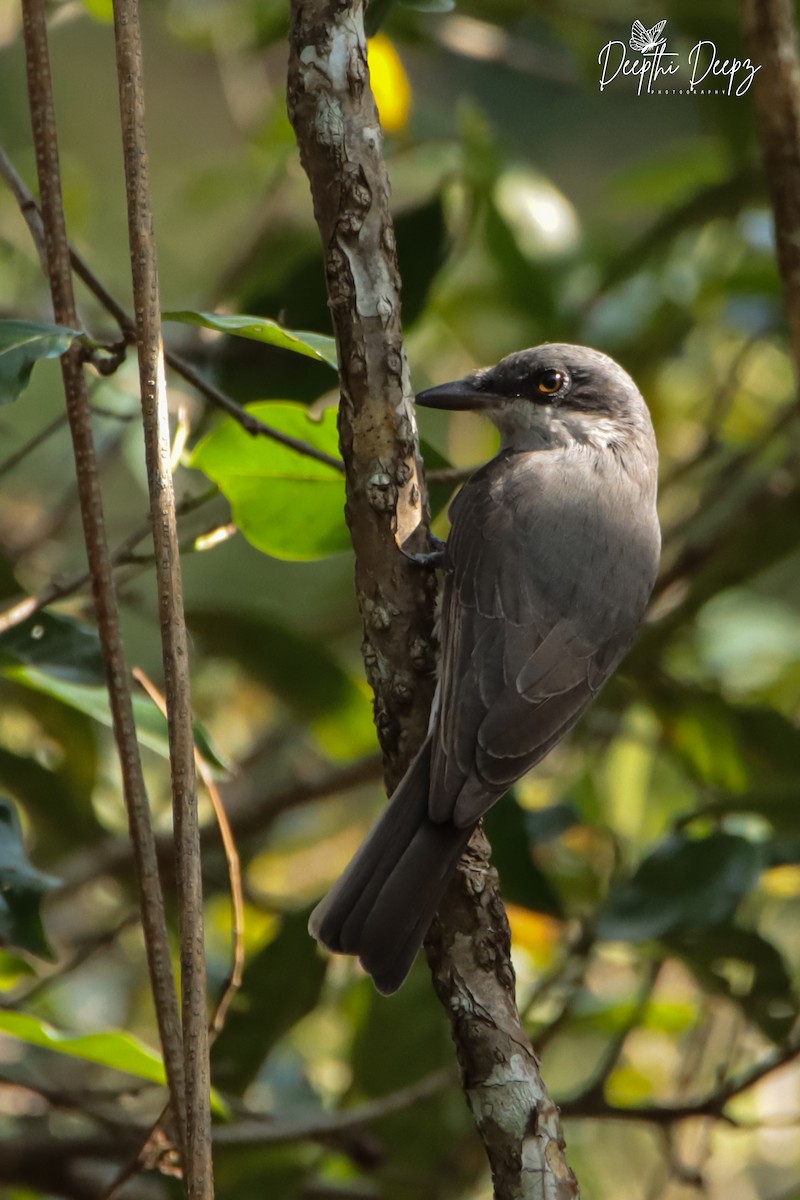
287, 1, 438, 787
742, 0, 800, 381
18, 0, 187, 1155
425, 829, 580, 1199
286, 5, 580, 1196
109, 2, 212, 1194
214, 1067, 455, 1145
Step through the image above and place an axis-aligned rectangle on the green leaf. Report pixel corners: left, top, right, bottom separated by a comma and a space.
0, 1009, 228, 1113
597, 832, 763, 943
0, 1009, 229, 1114
0, 950, 35, 988
212, 910, 327, 1094
0, 1010, 168, 1081
0, 796, 59, 959
0, 612, 104, 686
0, 319, 79, 405
2, 665, 226, 771
163, 312, 338, 369
79, 0, 113, 20
0, 610, 225, 769
673, 926, 795, 1044
668, 694, 748, 792
0, 688, 100, 857
189, 402, 349, 561
565, 996, 698, 1038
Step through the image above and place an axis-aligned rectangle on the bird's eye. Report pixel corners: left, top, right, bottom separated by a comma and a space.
536, 369, 565, 396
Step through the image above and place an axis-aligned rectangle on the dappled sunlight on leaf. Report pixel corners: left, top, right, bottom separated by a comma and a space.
189, 402, 349, 560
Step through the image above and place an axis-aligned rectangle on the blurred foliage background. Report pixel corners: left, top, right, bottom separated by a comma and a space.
1, 0, 800, 1198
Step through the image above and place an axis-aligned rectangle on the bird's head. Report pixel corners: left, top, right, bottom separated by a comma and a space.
415, 343, 655, 457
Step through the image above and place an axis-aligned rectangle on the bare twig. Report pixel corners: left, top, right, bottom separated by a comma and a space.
560, 1026, 800, 1122
164, 346, 344, 471
99, 1113, 175, 1200
214, 1066, 455, 1145
3, 914, 140, 1010
0, 412, 68, 479
132, 668, 245, 1039
110, 3, 212, 1194
0, 487, 218, 636
19, 0, 187, 1155
203, 766, 244, 1038
0, 144, 344, 472
742, 0, 800, 380
286, 4, 579, 1197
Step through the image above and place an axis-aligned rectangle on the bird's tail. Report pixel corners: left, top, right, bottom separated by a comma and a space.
309, 738, 474, 994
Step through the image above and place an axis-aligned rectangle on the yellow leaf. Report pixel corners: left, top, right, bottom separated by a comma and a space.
506, 904, 562, 966
368, 34, 412, 133
762, 864, 800, 898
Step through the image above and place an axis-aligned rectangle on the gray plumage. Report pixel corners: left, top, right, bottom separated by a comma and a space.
310, 344, 661, 994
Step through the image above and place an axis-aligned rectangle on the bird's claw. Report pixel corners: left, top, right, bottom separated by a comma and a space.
400, 533, 446, 568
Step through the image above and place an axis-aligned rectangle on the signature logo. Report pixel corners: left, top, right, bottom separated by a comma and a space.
629, 19, 667, 54
599, 19, 760, 96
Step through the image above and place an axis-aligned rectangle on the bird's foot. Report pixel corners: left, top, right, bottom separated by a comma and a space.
399, 532, 446, 568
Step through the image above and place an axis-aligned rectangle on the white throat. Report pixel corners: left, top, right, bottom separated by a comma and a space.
490, 402, 624, 452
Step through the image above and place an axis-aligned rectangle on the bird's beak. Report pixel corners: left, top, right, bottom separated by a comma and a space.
415, 379, 497, 411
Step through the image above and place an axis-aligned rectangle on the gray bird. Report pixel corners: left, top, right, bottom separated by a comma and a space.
309, 344, 660, 994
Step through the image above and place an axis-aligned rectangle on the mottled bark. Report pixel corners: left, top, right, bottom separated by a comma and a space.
426, 830, 579, 1200
287, 0, 438, 788
286, 4, 580, 1196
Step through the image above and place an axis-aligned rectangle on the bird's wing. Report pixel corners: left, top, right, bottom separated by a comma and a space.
429, 450, 626, 829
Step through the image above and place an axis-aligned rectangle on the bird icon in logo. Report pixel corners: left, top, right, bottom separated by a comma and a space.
629, 19, 667, 54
